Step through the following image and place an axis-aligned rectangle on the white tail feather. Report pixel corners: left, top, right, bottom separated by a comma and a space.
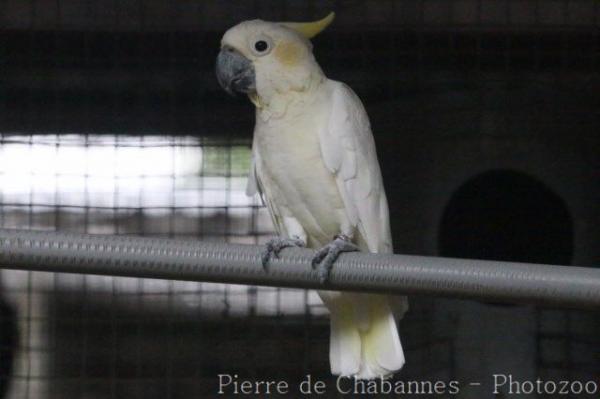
320, 291, 406, 380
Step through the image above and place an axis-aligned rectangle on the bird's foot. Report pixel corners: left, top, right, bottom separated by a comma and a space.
261, 236, 305, 269
311, 234, 359, 284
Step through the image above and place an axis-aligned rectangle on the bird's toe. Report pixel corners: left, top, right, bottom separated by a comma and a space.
261, 237, 305, 270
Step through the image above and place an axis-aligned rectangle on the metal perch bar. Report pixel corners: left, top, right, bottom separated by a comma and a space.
0, 228, 598, 309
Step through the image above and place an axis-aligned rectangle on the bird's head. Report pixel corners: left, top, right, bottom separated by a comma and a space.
216, 12, 334, 107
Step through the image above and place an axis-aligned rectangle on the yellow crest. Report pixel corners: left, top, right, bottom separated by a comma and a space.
279, 12, 335, 39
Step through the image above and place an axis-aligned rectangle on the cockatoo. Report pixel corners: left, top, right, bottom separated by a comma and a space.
216, 12, 408, 379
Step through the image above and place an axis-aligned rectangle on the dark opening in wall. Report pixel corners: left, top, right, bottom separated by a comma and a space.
439, 170, 573, 265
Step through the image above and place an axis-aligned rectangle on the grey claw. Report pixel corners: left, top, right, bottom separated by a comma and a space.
317, 261, 333, 284
261, 247, 273, 269
311, 236, 359, 284
261, 237, 305, 270
311, 246, 329, 270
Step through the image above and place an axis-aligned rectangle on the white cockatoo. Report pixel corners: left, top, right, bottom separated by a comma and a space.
216, 12, 408, 379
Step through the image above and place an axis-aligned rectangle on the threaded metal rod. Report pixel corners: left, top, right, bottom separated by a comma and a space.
0, 228, 598, 309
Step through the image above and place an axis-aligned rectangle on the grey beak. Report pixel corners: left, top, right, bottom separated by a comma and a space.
215, 47, 256, 96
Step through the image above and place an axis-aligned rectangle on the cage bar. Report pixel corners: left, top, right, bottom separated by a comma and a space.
0, 228, 598, 309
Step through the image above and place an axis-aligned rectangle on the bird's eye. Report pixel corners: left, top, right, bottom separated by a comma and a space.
254, 40, 269, 53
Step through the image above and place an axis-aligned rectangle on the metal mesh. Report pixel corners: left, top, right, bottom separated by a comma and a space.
0, 135, 326, 397
0, 134, 451, 397
1, 0, 598, 398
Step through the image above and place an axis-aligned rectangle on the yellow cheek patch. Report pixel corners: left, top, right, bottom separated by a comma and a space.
274, 41, 302, 66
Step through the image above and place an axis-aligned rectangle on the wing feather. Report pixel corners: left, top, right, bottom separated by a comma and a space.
246, 147, 286, 235
245, 153, 259, 197
320, 81, 393, 254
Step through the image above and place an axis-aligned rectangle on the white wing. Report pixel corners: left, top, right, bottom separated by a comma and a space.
320, 81, 393, 254
245, 152, 259, 197
246, 145, 286, 236
320, 82, 408, 374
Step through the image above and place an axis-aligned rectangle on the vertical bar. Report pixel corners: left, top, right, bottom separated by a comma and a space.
166, 4, 178, 396
533, 0, 540, 70
565, 311, 573, 381
135, 277, 143, 399
504, 0, 511, 72
534, 308, 542, 379
110, 2, 123, 390
24, 0, 37, 396
52, 1, 63, 396
0, 0, 5, 229
109, 277, 117, 399
195, 5, 205, 396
